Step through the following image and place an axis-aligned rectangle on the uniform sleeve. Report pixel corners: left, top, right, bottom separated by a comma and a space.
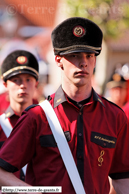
0, 125, 7, 148
0, 110, 37, 173
109, 114, 129, 179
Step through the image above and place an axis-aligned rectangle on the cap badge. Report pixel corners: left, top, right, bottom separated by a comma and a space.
73, 25, 85, 37
16, 56, 27, 64
112, 73, 121, 82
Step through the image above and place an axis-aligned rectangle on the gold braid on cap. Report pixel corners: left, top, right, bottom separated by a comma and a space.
54, 44, 102, 51
1, 66, 39, 79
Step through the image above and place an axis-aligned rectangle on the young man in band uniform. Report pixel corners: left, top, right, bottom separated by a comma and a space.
0, 50, 39, 181
0, 17, 128, 194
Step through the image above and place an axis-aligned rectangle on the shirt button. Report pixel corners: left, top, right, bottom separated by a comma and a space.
78, 155, 82, 159
78, 104, 82, 108
79, 133, 82, 136
79, 112, 82, 115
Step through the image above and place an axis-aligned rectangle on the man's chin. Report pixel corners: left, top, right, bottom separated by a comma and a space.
17, 99, 27, 104
74, 82, 87, 87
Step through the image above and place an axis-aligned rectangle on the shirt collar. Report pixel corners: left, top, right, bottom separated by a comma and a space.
54, 85, 105, 108
5, 106, 15, 118
54, 85, 67, 108
92, 89, 105, 107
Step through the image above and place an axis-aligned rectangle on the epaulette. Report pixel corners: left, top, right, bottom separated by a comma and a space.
101, 96, 124, 112
25, 104, 39, 112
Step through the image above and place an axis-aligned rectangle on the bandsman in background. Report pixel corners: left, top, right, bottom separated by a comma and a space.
106, 71, 127, 108
0, 50, 39, 180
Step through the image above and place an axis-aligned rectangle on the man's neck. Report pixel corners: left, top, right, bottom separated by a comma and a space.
62, 83, 92, 102
10, 101, 33, 116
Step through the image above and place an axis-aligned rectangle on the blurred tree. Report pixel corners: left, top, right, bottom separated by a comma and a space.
65, 0, 129, 40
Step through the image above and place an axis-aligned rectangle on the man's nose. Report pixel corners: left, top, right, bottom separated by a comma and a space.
79, 56, 87, 68
20, 80, 26, 88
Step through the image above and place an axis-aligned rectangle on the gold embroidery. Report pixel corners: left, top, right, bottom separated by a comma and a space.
98, 98, 102, 103
5, 112, 11, 117
98, 150, 105, 166
56, 98, 61, 103
2, 66, 39, 79
94, 136, 115, 144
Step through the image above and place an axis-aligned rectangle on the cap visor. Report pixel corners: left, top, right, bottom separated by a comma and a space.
60, 48, 99, 55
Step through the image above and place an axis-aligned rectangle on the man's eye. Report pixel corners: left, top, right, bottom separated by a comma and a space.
88, 54, 94, 58
13, 79, 18, 82
71, 54, 77, 57
86, 55, 91, 58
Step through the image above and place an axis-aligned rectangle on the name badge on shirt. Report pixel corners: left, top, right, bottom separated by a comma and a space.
91, 132, 117, 148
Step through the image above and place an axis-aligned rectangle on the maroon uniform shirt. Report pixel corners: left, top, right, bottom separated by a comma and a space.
0, 106, 25, 180
0, 86, 129, 194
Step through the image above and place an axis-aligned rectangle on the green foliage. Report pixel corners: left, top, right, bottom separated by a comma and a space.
65, 0, 129, 40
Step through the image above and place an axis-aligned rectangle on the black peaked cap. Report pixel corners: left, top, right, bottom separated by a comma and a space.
51, 17, 103, 56
1, 50, 39, 81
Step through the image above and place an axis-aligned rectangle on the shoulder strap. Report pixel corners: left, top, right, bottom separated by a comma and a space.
39, 100, 86, 194
0, 113, 12, 138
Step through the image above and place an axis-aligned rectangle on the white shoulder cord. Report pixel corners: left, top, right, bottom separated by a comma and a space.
40, 100, 86, 194
0, 113, 12, 138
0, 113, 27, 175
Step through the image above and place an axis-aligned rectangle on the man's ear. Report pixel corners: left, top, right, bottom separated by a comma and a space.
3, 81, 7, 88
55, 55, 63, 68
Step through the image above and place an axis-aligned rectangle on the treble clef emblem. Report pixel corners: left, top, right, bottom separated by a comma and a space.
98, 150, 105, 166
